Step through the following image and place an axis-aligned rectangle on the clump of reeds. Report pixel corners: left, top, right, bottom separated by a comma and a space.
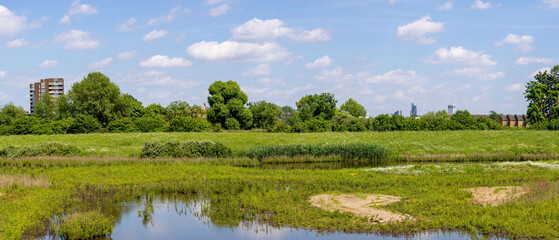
56, 211, 115, 239
0, 142, 82, 158
239, 142, 389, 161
140, 140, 232, 158
0, 174, 49, 188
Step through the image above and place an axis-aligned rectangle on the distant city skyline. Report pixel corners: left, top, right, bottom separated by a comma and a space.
0, 1, 557, 115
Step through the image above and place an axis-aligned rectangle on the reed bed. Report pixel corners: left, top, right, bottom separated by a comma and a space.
140, 140, 232, 158
239, 143, 389, 161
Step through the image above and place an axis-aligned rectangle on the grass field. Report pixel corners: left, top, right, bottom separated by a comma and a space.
0, 130, 558, 158
1, 131, 559, 239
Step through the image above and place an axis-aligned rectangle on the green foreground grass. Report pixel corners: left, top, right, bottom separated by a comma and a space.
0, 130, 558, 158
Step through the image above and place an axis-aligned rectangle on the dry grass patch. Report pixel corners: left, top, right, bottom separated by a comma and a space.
465, 186, 528, 206
309, 193, 408, 223
0, 175, 49, 188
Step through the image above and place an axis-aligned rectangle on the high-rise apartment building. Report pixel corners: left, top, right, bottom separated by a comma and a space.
448, 104, 456, 115
30, 78, 64, 114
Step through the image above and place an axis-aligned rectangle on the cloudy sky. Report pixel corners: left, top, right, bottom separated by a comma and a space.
0, 0, 557, 116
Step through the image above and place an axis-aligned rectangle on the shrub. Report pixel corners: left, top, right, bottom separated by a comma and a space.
225, 118, 241, 130
140, 140, 232, 158
169, 117, 212, 132
67, 115, 101, 134
0, 142, 82, 158
134, 116, 166, 132
107, 117, 136, 133
240, 143, 389, 161
56, 211, 115, 240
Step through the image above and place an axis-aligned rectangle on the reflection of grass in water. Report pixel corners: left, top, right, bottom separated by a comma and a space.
494, 187, 506, 194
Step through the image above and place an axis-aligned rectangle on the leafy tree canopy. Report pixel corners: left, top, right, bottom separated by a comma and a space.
296, 93, 337, 121
207, 80, 252, 129
340, 98, 367, 117
525, 65, 559, 124
248, 100, 281, 129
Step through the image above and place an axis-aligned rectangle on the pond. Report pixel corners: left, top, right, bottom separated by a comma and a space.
40, 194, 506, 240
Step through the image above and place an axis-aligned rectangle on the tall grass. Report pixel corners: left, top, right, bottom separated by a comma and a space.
239, 143, 389, 161
140, 140, 232, 158
56, 211, 115, 239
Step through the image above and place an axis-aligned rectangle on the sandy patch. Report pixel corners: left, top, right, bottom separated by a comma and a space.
309, 193, 408, 223
465, 186, 528, 206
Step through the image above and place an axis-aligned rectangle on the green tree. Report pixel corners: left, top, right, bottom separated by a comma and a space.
280, 106, 294, 124
166, 100, 190, 119
55, 94, 75, 120
248, 101, 281, 129
0, 103, 27, 125
116, 94, 144, 119
525, 65, 559, 124
340, 98, 367, 117
33, 94, 56, 119
207, 80, 252, 129
68, 72, 124, 127
295, 93, 337, 121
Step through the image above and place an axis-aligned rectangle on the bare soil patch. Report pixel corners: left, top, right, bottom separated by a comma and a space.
465, 186, 528, 206
309, 193, 408, 223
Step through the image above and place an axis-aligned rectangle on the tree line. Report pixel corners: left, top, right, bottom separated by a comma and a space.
1, 66, 558, 135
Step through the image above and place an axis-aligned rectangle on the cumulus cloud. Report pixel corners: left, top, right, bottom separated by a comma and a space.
39, 60, 58, 68
395, 16, 444, 44
231, 18, 330, 43
209, 4, 230, 17
204, 0, 225, 5
242, 64, 271, 76
305, 55, 333, 69
186, 41, 290, 62
514, 57, 555, 65
122, 71, 202, 89
55, 30, 100, 50
88, 57, 113, 69
148, 6, 188, 26
6, 38, 29, 48
364, 69, 426, 85
59, 0, 98, 24
139, 55, 192, 68
471, 0, 494, 9
143, 30, 168, 42
543, 0, 559, 8
425, 46, 498, 66
506, 83, 524, 92
442, 67, 505, 80
116, 51, 137, 60
116, 17, 136, 32
531, 67, 551, 77
495, 34, 535, 53
0, 71, 7, 79
437, 1, 454, 11
0, 4, 27, 36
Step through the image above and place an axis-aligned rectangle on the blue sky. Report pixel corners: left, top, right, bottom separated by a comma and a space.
0, 0, 558, 116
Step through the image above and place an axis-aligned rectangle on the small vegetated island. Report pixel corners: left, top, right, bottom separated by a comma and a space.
1, 67, 559, 239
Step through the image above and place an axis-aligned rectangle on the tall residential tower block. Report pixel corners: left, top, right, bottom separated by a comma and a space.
30, 78, 64, 114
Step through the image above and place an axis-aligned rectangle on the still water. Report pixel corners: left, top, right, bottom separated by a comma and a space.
100, 195, 501, 240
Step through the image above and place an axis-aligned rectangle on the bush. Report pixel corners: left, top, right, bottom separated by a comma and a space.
134, 116, 166, 132
107, 117, 136, 133
225, 118, 241, 130
67, 115, 101, 134
140, 140, 232, 158
169, 117, 212, 132
0, 142, 82, 158
240, 143, 390, 161
56, 211, 115, 240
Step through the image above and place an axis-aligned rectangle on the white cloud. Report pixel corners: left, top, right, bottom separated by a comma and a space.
257, 78, 285, 86
139, 55, 192, 68
442, 67, 505, 80
209, 4, 230, 17
122, 72, 202, 89
39, 60, 58, 68
0, 4, 27, 36
425, 46, 498, 66
88, 57, 113, 69
59, 0, 98, 24
531, 67, 551, 77
116, 17, 136, 32
364, 69, 426, 85
231, 18, 330, 43
437, 1, 454, 11
116, 51, 137, 60
543, 0, 559, 8
148, 7, 187, 26
6, 38, 29, 48
29, 16, 48, 29
313, 67, 353, 83
495, 34, 535, 53
186, 41, 290, 62
143, 30, 168, 42
506, 83, 524, 92
389, 0, 398, 4
0, 71, 6, 79
395, 16, 444, 44
242, 64, 271, 76
471, 0, 493, 9
305, 55, 333, 69
204, 0, 225, 5
514, 57, 555, 65
55, 30, 100, 50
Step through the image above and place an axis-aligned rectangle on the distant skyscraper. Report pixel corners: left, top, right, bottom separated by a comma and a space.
410, 103, 417, 116
448, 104, 456, 115
394, 110, 403, 116
30, 78, 64, 114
